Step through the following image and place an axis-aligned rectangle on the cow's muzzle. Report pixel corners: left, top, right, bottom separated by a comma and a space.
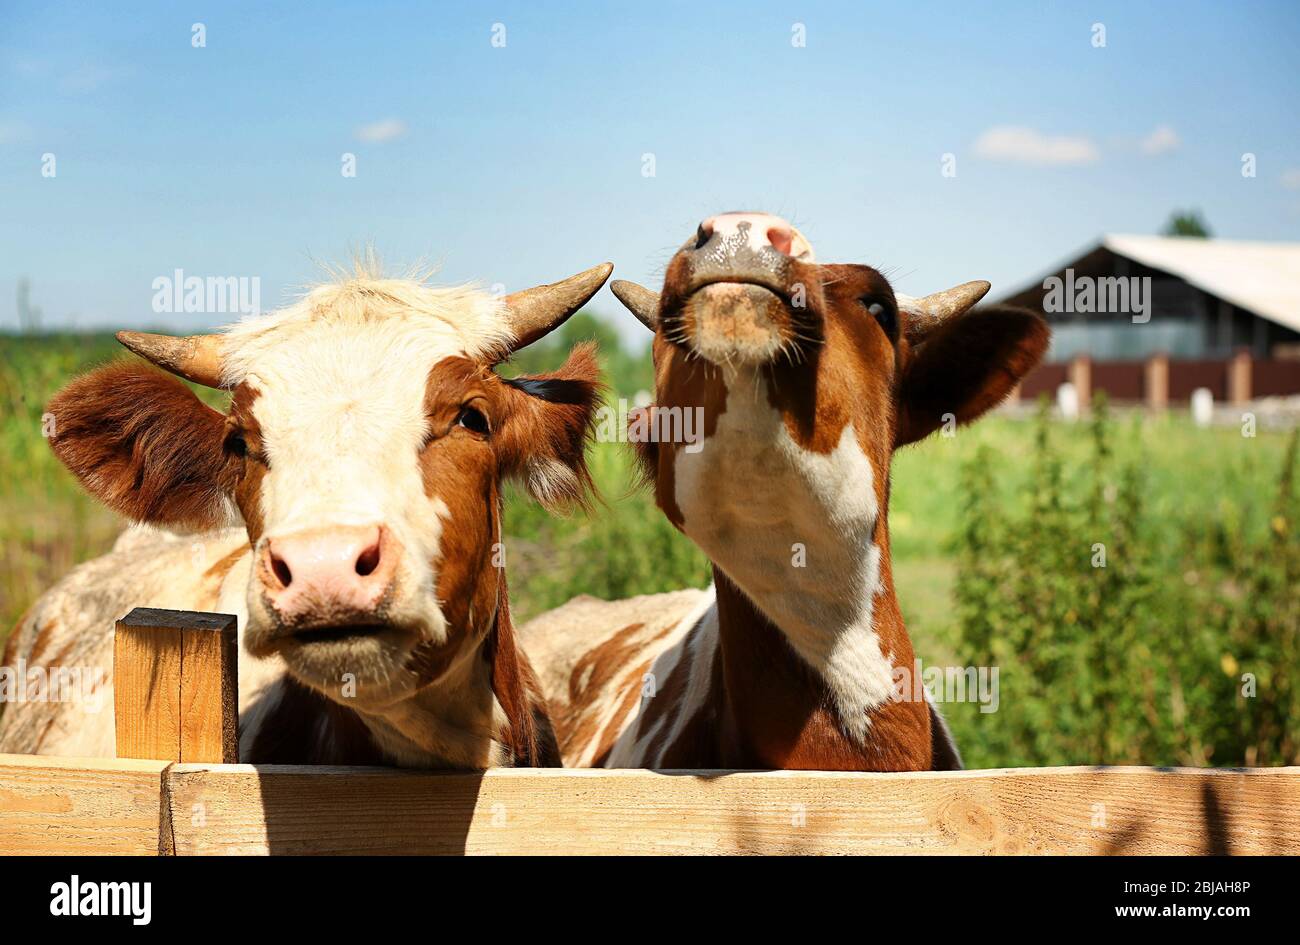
660, 212, 816, 365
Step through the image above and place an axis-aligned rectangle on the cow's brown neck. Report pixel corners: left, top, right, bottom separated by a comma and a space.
703, 521, 931, 772
645, 349, 933, 771
635, 520, 932, 772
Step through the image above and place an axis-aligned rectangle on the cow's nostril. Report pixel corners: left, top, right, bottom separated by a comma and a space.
695, 220, 714, 249
355, 541, 381, 577
270, 552, 293, 589
767, 226, 794, 256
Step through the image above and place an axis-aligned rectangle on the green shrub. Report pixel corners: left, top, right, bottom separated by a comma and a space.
948, 397, 1300, 767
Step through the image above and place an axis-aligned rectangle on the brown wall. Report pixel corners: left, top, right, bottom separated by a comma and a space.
1016, 355, 1300, 404
1090, 361, 1145, 401
1168, 360, 1228, 401
1020, 363, 1068, 400
1254, 359, 1300, 398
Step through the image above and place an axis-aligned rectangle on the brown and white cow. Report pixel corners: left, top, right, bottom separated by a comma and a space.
521, 213, 1048, 771
0, 260, 610, 768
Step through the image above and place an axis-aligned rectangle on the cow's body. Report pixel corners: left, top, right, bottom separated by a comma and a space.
520, 589, 708, 767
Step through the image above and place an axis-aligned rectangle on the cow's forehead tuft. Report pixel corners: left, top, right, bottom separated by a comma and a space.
217, 276, 511, 387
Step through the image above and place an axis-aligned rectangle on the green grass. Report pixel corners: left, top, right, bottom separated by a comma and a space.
2, 333, 131, 632
888, 413, 1291, 687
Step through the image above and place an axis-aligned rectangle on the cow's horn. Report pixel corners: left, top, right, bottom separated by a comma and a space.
503, 262, 613, 350
116, 331, 227, 388
610, 280, 659, 331
897, 280, 991, 344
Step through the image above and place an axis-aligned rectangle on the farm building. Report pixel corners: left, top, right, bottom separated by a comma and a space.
999, 235, 1300, 405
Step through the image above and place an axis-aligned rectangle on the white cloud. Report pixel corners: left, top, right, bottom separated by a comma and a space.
972, 125, 1099, 166
354, 118, 408, 144
1281, 168, 1300, 191
1139, 124, 1181, 156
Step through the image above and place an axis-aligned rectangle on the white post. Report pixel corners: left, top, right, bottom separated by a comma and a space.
1190, 387, 1214, 428
1057, 382, 1080, 422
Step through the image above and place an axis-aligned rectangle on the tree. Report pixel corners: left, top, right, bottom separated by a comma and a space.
1162, 210, 1211, 238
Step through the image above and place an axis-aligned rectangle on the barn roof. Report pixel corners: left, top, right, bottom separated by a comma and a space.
998, 234, 1300, 333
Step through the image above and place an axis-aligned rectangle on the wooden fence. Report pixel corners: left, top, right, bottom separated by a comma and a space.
1, 608, 1298, 855
1018, 350, 1300, 408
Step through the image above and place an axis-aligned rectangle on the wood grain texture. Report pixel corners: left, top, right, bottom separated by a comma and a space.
179, 619, 238, 764
0, 754, 169, 855
114, 608, 237, 764
163, 764, 1300, 856
114, 613, 182, 762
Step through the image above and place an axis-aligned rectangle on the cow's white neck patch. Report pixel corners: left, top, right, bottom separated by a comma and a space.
670, 368, 896, 741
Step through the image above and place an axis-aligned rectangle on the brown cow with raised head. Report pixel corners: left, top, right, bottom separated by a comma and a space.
522, 213, 1048, 771
0, 260, 610, 768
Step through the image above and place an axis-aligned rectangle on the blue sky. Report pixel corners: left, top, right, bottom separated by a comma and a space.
2, 0, 1298, 342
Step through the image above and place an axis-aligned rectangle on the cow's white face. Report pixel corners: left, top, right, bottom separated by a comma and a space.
49, 276, 602, 713
228, 295, 501, 708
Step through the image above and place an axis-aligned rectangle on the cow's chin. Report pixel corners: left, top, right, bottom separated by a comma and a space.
678, 283, 791, 366
274, 626, 427, 710
245, 603, 450, 710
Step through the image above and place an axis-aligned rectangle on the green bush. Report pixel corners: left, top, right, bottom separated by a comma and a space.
948, 395, 1300, 768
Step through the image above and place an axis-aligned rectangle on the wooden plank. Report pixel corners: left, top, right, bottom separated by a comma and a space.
0, 753, 169, 855
114, 612, 181, 762
164, 764, 1300, 856
179, 616, 238, 764
114, 608, 238, 764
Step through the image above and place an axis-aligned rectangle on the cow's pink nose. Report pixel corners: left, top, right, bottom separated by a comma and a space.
697, 212, 797, 257
259, 525, 396, 620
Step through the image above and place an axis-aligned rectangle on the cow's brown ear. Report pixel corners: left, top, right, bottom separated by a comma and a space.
895, 305, 1049, 446
496, 342, 603, 510
46, 362, 235, 530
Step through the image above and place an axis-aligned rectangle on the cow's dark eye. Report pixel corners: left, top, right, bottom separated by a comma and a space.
863, 297, 897, 339
226, 433, 248, 458
457, 406, 490, 435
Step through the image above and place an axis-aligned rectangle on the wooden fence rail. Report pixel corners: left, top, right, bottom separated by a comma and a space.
0, 607, 1297, 855
1, 758, 1297, 855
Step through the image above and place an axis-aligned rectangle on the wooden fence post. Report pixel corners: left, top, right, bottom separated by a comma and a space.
1069, 355, 1092, 413
114, 608, 238, 764
1228, 347, 1253, 406
1144, 351, 1169, 410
